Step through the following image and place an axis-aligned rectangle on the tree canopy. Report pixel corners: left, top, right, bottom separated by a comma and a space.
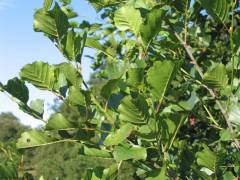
1, 0, 240, 179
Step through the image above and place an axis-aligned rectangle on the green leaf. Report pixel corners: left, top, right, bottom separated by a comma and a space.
0, 164, 16, 179
171, 0, 189, 12
113, 144, 147, 162
103, 123, 135, 146
203, 63, 228, 89
4, 77, 29, 103
20, 61, 55, 90
59, 0, 72, 5
133, 0, 156, 10
196, 145, 217, 172
46, 113, 72, 130
106, 60, 127, 80
67, 86, 86, 106
140, 5, 164, 45
198, 0, 230, 23
34, 3, 69, 39
61, 30, 86, 62
114, 6, 142, 35
17, 131, 55, 148
84, 146, 112, 158
30, 99, 44, 116
100, 79, 119, 99
233, 27, 240, 53
223, 172, 235, 180
61, 6, 78, 19
147, 60, 181, 103
160, 114, 186, 150
146, 165, 167, 180
126, 67, 144, 87
220, 128, 235, 141
118, 95, 149, 124
55, 62, 82, 87
228, 104, 240, 127
44, 0, 53, 11
85, 38, 115, 58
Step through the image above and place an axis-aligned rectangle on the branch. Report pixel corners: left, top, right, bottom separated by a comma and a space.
174, 32, 240, 149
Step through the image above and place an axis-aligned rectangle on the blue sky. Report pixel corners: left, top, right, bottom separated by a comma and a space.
0, 0, 97, 127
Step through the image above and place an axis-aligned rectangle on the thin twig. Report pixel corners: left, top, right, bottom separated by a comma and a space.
174, 31, 240, 149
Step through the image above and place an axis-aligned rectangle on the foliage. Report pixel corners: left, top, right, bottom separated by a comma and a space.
0, 113, 31, 179
1, 0, 240, 179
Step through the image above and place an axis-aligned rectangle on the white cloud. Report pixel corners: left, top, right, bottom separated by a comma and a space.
0, 0, 14, 10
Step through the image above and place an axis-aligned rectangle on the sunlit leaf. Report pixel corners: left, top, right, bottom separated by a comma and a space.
17, 131, 55, 148
114, 6, 142, 35
20, 61, 55, 90
103, 123, 135, 146
113, 144, 147, 161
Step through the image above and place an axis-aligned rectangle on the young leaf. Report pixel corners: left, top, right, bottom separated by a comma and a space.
203, 63, 228, 89
20, 61, 55, 90
140, 5, 164, 45
114, 6, 142, 35
198, 0, 230, 23
147, 60, 181, 103
103, 123, 135, 146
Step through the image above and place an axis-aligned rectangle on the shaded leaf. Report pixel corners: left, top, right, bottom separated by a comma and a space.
146, 165, 167, 180
198, 0, 230, 23
4, 77, 29, 103
101, 79, 120, 99
118, 95, 149, 124
204, 63, 228, 89
140, 5, 164, 45
147, 60, 181, 103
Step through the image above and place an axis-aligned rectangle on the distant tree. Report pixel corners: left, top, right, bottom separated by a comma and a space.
0, 112, 27, 142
